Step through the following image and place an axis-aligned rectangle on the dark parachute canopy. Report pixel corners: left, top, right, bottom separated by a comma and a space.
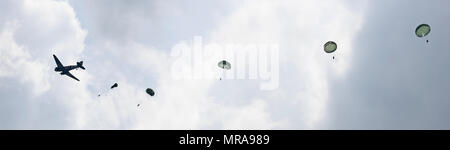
415, 24, 431, 38
138, 88, 155, 107
324, 41, 337, 59
218, 60, 231, 70
324, 41, 337, 53
98, 82, 119, 97
110, 83, 118, 89
146, 88, 155, 96
218, 60, 231, 80
415, 24, 431, 43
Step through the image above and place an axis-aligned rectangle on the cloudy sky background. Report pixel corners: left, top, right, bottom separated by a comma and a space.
0, 0, 449, 129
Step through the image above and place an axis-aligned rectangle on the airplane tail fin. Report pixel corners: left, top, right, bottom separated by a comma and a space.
77, 61, 85, 70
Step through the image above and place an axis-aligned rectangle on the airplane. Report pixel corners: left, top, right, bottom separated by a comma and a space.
53, 54, 85, 81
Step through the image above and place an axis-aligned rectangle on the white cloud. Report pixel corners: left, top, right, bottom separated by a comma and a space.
105, 41, 283, 129
0, 27, 50, 95
208, 0, 367, 129
71, 0, 366, 129
0, 0, 89, 129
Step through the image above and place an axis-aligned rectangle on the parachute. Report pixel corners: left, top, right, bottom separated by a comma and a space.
324, 41, 337, 59
324, 41, 337, 53
110, 83, 118, 89
98, 82, 119, 97
138, 88, 155, 107
415, 24, 431, 43
218, 60, 231, 80
415, 24, 431, 38
146, 88, 155, 96
136, 88, 155, 107
218, 60, 231, 70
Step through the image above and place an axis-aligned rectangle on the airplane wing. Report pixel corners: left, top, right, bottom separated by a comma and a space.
53, 54, 64, 68
64, 71, 80, 81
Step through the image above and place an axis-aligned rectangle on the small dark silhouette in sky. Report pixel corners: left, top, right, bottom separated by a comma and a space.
53, 54, 85, 81
111, 83, 118, 89
146, 88, 155, 96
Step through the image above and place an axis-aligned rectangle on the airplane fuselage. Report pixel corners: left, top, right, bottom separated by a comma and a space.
54, 65, 79, 73
52, 54, 85, 81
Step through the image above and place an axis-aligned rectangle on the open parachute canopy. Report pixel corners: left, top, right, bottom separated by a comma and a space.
218, 60, 231, 70
146, 88, 155, 96
324, 41, 337, 53
110, 83, 118, 89
415, 24, 431, 38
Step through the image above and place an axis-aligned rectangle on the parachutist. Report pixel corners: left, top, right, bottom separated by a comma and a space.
137, 104, 140, 107
426, 40, 429, 43
333, 56, 335, 59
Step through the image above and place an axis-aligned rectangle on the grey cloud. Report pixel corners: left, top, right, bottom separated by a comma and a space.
325, 0, 450, 129
0, 78, 74, 129
66, 0, 241, 90
68, 0, 239, 50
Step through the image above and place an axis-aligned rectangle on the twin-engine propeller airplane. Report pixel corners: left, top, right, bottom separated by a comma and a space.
53, 54, 85, 81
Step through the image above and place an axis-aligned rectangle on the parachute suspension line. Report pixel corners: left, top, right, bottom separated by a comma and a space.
97, 88, 108, 97
218, 60, 231, 81
221, 64, 225, 80
98, 83, 119, 97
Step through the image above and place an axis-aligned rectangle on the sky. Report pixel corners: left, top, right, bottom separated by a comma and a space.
0, 0, 449, 129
